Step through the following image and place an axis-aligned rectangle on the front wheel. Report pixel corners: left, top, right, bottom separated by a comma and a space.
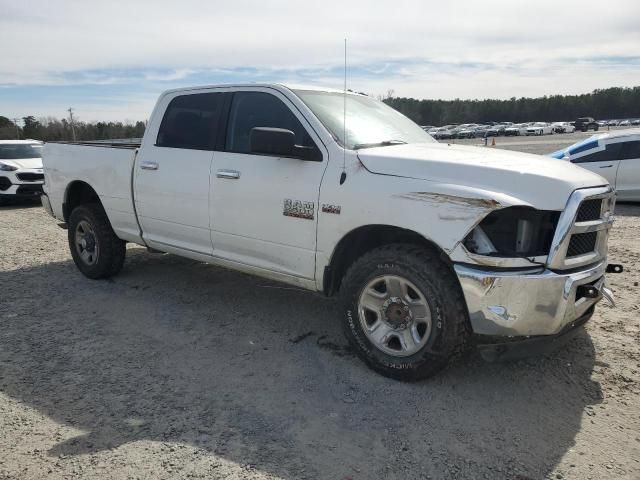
68, 203, 126, 279
340, 244, 469, 381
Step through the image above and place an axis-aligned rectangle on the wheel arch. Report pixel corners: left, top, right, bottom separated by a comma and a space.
323, 224, 454, 296
63, 180, 102, 222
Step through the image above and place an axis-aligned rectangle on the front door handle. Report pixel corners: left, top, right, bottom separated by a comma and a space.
599, 164, 613, 168
140, 161, 159, 170
217, 169, 241, 179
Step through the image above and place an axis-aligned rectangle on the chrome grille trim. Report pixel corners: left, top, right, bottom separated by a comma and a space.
547, 186, 615, 270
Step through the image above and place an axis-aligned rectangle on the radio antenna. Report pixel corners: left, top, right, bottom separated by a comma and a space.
340, 38, 347, 185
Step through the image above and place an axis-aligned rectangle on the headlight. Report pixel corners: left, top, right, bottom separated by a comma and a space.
464, 207, 560, 258
0, 162, 18, 171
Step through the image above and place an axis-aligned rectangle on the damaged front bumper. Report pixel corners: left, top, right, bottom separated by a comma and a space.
454, 260, 613, 341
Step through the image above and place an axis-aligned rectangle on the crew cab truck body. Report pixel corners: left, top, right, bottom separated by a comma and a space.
42, 84, 617, 381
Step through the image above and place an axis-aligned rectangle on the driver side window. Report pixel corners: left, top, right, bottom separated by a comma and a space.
225, 91, 316, 154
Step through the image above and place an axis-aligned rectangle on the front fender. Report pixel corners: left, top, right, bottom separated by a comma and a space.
315, 171, 530, 289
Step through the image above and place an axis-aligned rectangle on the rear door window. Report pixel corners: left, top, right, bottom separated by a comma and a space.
156, 93, 226, 150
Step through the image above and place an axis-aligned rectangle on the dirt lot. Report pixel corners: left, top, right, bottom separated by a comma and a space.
1, 139, 639, 479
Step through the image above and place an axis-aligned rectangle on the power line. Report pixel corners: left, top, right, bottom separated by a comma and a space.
68, 107, 77, 142
12, 118, 20, 139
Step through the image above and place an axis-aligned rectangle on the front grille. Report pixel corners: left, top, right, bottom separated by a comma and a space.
16, 172, 44, 182
576, 199, 602, 222
0, 176, 11, 191
548, 187, 613, 269
567, 232, 597, 257
15, 184, 43, 196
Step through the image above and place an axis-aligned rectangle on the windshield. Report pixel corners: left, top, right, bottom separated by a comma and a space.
0, 144, 43, 159
293, 90, 435, 149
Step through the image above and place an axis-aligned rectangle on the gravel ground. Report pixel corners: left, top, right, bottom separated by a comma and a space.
1, 139, 639, 479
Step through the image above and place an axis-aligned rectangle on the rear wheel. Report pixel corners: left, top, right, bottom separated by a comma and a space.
68, 203, 126, 279
340, 244, 469, 381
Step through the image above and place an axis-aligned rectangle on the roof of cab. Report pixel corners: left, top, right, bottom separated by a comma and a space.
0, 139, 43, 144
159, 83, 363, 97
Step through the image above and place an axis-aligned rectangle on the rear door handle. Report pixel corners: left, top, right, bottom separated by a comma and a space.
599, 164, 613, 168
140, 161, 158, 170
217, 169, 241, 179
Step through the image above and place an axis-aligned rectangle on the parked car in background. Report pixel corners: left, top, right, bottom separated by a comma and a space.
550, 128, 640, 201
552, 122, 576, 134
473, 125, 491, 138
0, 140, 45, 205
597, 120, 608, 127
619, 120, 631, 127
574, 117, 600, 132
432, 127, 454, 140
456, 127, 476, 139
632, 119, 640, 126
504, 124, 528, 136
607, 120, 619, 127
527, 122, 553, 136
486, 125, 507, 137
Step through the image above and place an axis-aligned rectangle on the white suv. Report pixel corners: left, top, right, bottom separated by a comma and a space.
550, 129, 640, 201
0, 140, 45, 204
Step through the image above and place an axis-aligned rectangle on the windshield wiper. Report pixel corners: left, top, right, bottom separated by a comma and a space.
353, 139, 408, 150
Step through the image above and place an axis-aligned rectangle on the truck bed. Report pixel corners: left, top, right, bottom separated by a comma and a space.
42, 142, 143, 244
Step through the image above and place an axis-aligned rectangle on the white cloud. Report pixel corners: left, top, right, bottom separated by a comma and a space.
0, 0, 639, 120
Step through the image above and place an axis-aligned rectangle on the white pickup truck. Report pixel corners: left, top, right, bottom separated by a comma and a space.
42, 84, 619, 381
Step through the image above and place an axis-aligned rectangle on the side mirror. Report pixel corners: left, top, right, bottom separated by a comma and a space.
250, 127, 322, 161
250, 127, 295, 157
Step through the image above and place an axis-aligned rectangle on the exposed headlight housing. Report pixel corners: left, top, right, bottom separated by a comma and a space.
464, 207, 560, 258
0, 162, 18, 172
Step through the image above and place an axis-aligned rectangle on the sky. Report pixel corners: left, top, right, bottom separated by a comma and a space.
1, 0, 639, 123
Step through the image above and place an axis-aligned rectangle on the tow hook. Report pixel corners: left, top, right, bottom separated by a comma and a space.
601, 287, 616, 308
606, 263, 624, 274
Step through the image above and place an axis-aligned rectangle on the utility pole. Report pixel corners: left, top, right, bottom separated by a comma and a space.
68, 107, 77, 141
12, 118, 20, 139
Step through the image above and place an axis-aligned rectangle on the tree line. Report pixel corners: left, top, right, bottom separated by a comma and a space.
383, 86, 640, 126
1, 86, 638, 140
0, 115, 146, 141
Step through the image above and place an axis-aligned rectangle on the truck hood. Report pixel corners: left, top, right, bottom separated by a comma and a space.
357, 143, 608, 210
0, 157, 43, 169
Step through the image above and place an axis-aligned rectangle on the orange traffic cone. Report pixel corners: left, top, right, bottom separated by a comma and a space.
491, 137, 496, 147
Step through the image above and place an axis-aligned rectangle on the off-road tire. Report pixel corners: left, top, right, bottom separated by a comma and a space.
68, 203, 126, 279
340, 244, 469, 381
